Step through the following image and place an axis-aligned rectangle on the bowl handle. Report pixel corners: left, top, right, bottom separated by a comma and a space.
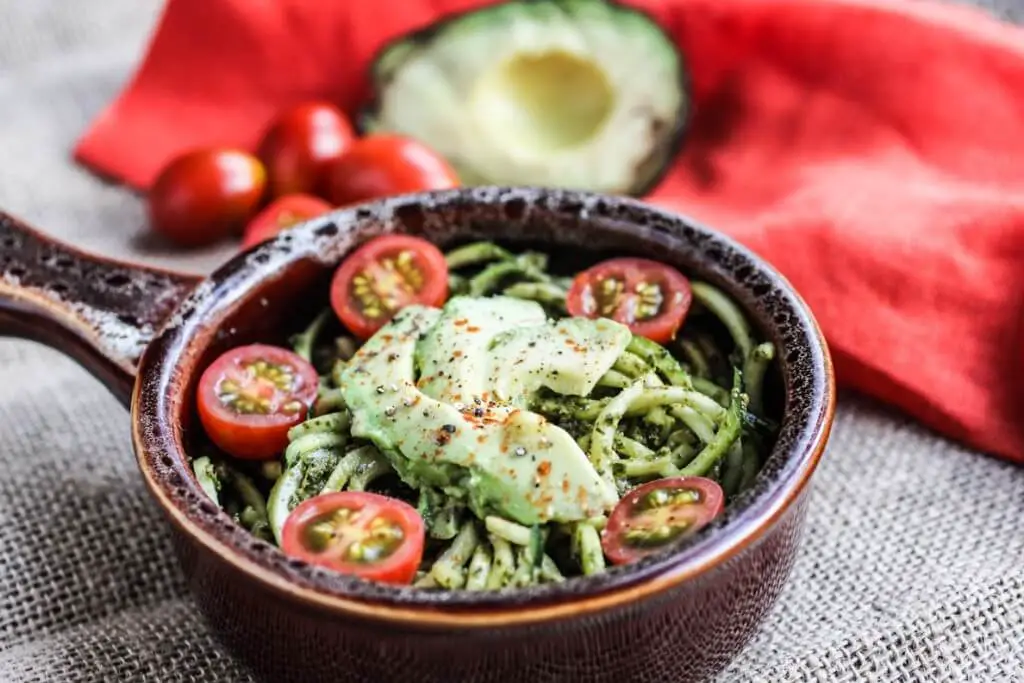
0, 210, 202, 408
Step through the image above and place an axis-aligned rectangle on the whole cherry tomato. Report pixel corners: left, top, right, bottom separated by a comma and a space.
241, 194, 334, 249
148, 149, 266, 248
258, 102, 354, 199
566, 258, 693, 344
601, 477, 724, 565
325, 135, 459, 206
281, 491, 425, 585
196, 344, 319, 460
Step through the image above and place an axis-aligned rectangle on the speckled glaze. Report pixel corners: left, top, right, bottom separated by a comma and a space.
0, 213, 199, 403
0, 188, 834, 683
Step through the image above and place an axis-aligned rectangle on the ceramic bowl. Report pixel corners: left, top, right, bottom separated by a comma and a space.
0, 187, 834, 683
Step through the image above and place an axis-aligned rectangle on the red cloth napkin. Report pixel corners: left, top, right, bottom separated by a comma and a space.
75, 0, 1024, 463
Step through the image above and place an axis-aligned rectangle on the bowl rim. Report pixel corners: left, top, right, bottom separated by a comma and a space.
131, 187, 836, 628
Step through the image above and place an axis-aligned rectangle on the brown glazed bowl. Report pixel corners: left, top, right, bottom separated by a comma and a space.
0, 187, 834, 683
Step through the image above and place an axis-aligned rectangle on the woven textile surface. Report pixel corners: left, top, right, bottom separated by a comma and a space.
0, 1, 1022, 681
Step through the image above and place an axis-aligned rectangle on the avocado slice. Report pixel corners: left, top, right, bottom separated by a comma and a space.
361, 0, 690, 196
488, 315, 632, 401
416, 295, 547, 402
338, 301, 621, 524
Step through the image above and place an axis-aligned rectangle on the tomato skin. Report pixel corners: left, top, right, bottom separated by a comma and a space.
566, 258, 693, 344
258, 102, 355, 199
325, 135, 459, 206
281, 491, 425, 585
602, 477, 724, 566
196, 344, 319, 460
330, 234, 449, 339
148, 149, 267, 248
241, 194, 334, 249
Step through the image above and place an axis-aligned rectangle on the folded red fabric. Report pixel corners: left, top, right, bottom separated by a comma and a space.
74, 0, 1024, 463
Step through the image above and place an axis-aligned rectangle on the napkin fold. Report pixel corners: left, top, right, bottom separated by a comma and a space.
74, 0, 1024, 463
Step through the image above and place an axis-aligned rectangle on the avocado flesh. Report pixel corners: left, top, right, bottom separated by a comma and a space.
418, 295, 632, 404
416, 296, 547, 402
339, 300, 626, 524
363, 0, 688, 196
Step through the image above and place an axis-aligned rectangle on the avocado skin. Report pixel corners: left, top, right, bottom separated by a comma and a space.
357, 0, 692, 197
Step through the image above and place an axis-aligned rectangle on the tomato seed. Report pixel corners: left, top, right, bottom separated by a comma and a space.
623, 521, 690, 547
304, 506, 407, 564
345, 520, 404, 563
633, 282, 664, 320
349, 250, 425, 322
215, 358, 298, 414
638, 487, 700, 512
596, 276, 625, 316
282, 400, 304, 414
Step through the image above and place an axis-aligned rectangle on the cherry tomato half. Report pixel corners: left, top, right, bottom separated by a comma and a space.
330, 235, 448, 339
241, 194, 334, 249
566, 258, 693, 344
197, 344, 319, 460
148, 149, 267, 248
258, 102, 355, 199
602, 477, 724, 565
325, 135, 459, 206
281, 491, 425, 584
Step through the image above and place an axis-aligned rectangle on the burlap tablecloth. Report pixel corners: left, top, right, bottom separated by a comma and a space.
1, 1, 1022, 681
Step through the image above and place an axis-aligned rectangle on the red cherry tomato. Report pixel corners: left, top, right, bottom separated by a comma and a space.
258, 102, 355, 198
148, 149, 266, 248
330, 235, 448, 339
566, 258, 693, 343
281, 491, 425, 585
325, 135, 459, 206
602, 477, 724, 566
241, 194, 334, 249
197, 344, 319, 460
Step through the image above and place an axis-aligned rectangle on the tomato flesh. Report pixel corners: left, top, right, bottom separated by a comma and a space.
325, 135, 459, 206
602, 477, 724, 565
197, 344, 318, 460
242, 194, 334, 248
281, 491, 425, 584
330, 235, 448, 338
258, 102, 355, 198
566, 258, 692, 343
148, 148, 267, 248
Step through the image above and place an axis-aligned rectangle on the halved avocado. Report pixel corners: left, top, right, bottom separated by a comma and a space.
360, 0, 690, 196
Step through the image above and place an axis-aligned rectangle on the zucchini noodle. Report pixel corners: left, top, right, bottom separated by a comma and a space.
193, 242, 778, 590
